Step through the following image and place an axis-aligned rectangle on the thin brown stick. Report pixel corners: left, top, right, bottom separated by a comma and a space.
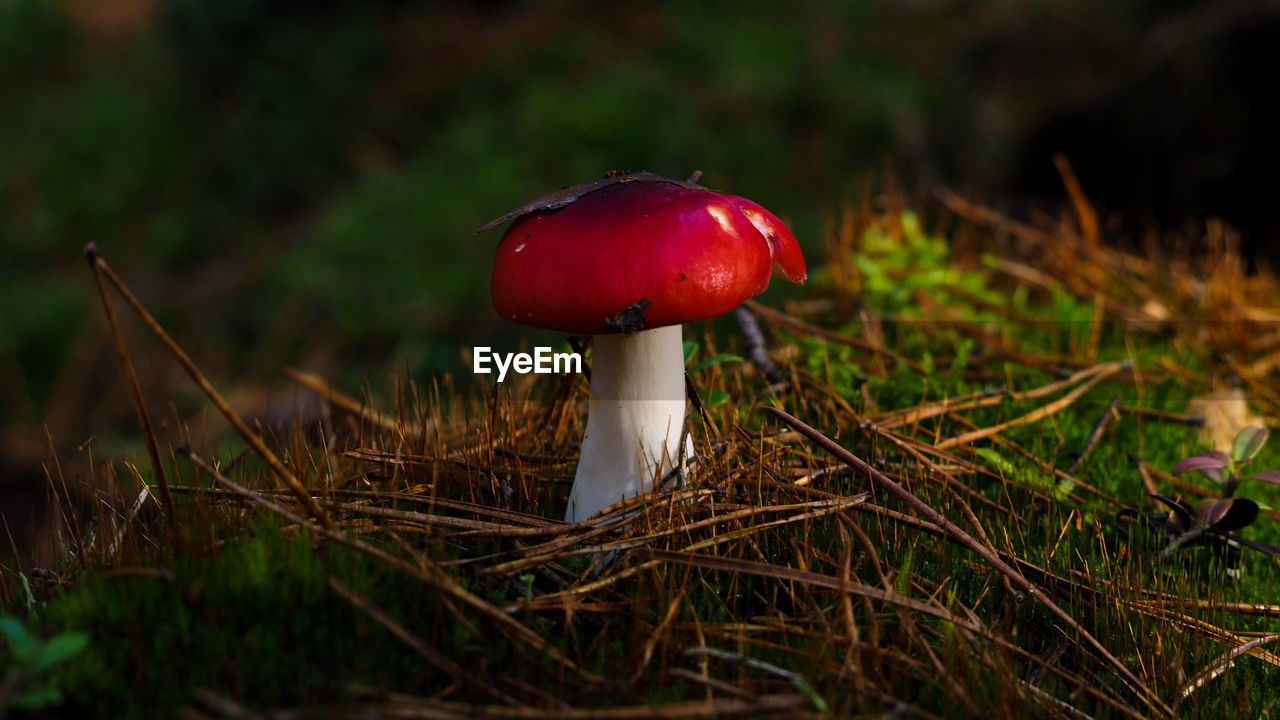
872, 359, 1125, 431
1133, 598, 1280, 618
935, 361, 1128, 449
87, 246, 330, 528
941, 414, 1120, 507
44, 429, 91, 566
1119, 406, 1204, 426
84, 244, 175, 531
1053, 152, 1101, 253
285, 367, 411, 435
1174, 634, 1280, 709
744, 299, 924, 374
1068, 394, 1121, 476
630, 590, 686, 684
665, 668, 756, 700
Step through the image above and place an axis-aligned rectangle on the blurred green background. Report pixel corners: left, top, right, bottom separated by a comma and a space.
2, 0, 1277, 470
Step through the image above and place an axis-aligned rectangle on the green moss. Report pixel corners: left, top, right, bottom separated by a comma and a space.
34, 525, 479, 718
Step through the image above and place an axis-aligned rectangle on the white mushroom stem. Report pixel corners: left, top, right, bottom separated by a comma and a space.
566, 324, 693, 522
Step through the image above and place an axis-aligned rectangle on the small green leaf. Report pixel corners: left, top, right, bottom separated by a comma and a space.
0, 616, 35, 661
975, 448, 1014, 475
29, 632, 89, 675
9, 687, 64, 710
1232, 426, 1269, 463
976, 448, 1040, 487
0, 616, 30, 645
1053, 476, 1076, 502
700, 388, 731, 408
689, 353, 743, 374
950, 338, 975, 375
682, 341, 699, 363
790, 675, 830, 714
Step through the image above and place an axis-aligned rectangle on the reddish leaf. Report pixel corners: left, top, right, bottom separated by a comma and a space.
1198, 498, 1258, 532
1171, 452, 1230, 475
1248, 470, 1280, 486
1230, 535, 1280, 558
1200, 465, 1227, 487
1196, 499, 1233, 527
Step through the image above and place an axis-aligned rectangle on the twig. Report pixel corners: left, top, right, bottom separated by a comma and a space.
733, 305, 782, 384
1119, 406, 1204, 426
665, 668, 756, 700
284, 367, 413, 435
684, 647, 829, 713
1052, 153, 1100, 253
84, 244, 175, 531
871, 359, 1119, 431
85, 245, 330, 528
684, 372, 716, 438
104, 485, 151, 562
1068, 394, 1122, 476
935, 361, 1128, 450
1175, 634, 1280, 709
188, 687, 248, 718
744, 299, 924, 374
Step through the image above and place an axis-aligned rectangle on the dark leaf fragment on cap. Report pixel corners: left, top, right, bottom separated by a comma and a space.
603, 299, 652, 334
475, 171, 706, 233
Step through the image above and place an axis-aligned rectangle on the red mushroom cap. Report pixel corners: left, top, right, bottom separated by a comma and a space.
490, 174, 806, 335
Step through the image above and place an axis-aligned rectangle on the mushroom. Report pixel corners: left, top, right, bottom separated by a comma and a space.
485, 172, 806, 521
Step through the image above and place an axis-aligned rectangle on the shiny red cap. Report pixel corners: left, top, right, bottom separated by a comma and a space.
489, 173, 805, 335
